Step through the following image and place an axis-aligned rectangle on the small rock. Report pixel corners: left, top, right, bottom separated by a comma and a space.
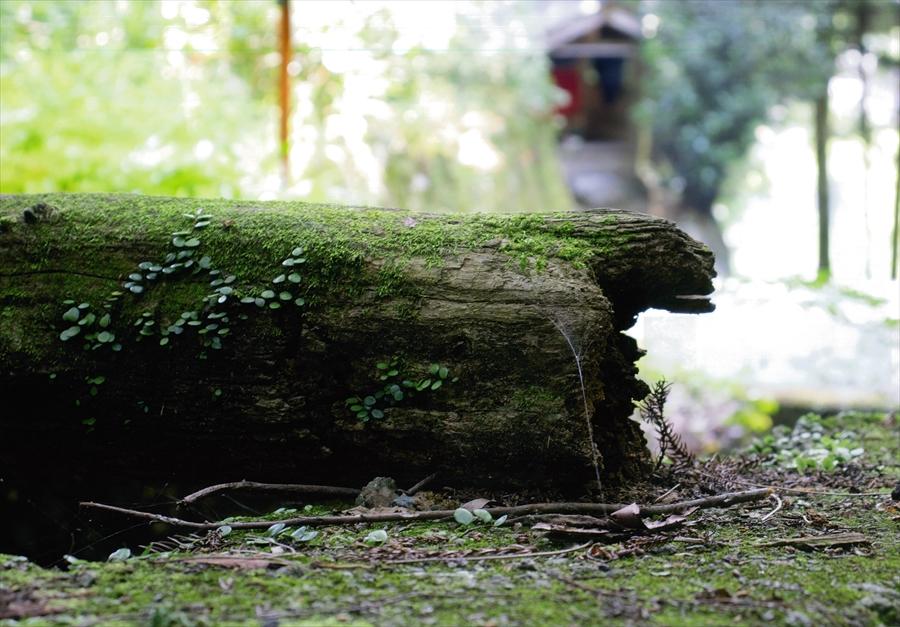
392, 494, 417, 509
355, 476, 398, 508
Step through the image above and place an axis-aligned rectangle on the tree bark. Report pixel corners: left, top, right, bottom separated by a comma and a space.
0, 194, 715, 489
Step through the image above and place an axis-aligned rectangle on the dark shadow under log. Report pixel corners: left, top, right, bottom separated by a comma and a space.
0, 194, 715, 489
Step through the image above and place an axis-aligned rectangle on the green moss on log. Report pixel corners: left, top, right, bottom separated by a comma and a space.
0, 193, 651, 366
0, 193, 716, 487
0, 193, 713, 365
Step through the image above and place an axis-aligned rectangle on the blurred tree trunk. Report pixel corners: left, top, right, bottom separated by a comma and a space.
815, 91, 831, 279
633, 125, 731, 275
855, 0, 873, 278
892, 131, 899, 280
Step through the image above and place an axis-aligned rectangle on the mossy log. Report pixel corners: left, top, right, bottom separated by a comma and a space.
0, 194, 715, 489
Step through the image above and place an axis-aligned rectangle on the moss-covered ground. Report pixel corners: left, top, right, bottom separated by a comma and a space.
2, 412, 897, 626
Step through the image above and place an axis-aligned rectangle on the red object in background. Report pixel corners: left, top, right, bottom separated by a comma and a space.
552, 66, 581, 118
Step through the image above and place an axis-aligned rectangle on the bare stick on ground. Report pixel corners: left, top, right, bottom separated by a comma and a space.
697, 470, 892, 497
82, 487, 772, 531
760, 493, 783, 522
403, 473, 437, 496
179, 481, 360, 506
315, 541, 594, 569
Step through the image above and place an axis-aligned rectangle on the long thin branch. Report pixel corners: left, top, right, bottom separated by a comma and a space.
82, 487, 771, 531
403, 473, 436, 496
318, 541, 594, 568
179, 480, 360, 505
699, 470, 891, 497
760, 493, 783, 523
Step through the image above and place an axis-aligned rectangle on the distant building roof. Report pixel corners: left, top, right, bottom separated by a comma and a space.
543, 1, 641, 58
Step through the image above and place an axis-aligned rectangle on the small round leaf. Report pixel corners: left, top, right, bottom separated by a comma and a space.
364, 529, 388, 544
60, 326, 81, 341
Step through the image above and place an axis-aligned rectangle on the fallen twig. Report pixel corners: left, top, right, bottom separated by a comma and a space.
316, 541, 593, 568
511, 514, 610, 526
698, 469, 890, 497
760, 493, 783, 522
81, 487, 771, 531
756, 532, 871, 550
179, 480, 360, 505
653, 483, 681, 504
403, 473, 436, 496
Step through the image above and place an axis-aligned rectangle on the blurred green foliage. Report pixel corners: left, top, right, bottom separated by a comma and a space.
636, 0, 836, 216
748, 412, 866, 473
0, 1, 266, 197
0, 1, 572, 212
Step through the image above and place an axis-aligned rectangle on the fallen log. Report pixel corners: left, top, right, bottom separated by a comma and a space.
0, 193, 715, 488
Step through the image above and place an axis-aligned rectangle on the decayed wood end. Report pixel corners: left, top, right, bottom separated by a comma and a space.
0, 194, 715, 489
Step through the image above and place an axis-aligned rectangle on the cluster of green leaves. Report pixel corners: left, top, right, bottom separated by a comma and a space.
58, 299, 120, 350
262, 522, 319, 543
346, 359, 457, 422
453, 508, 507, 527
58, 208, 311, 355
249, 248, 306, 310
749, 413, 864, 473
54, 207, 316, 428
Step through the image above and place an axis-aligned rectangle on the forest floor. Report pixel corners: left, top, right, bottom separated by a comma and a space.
2, 412, 898, 626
